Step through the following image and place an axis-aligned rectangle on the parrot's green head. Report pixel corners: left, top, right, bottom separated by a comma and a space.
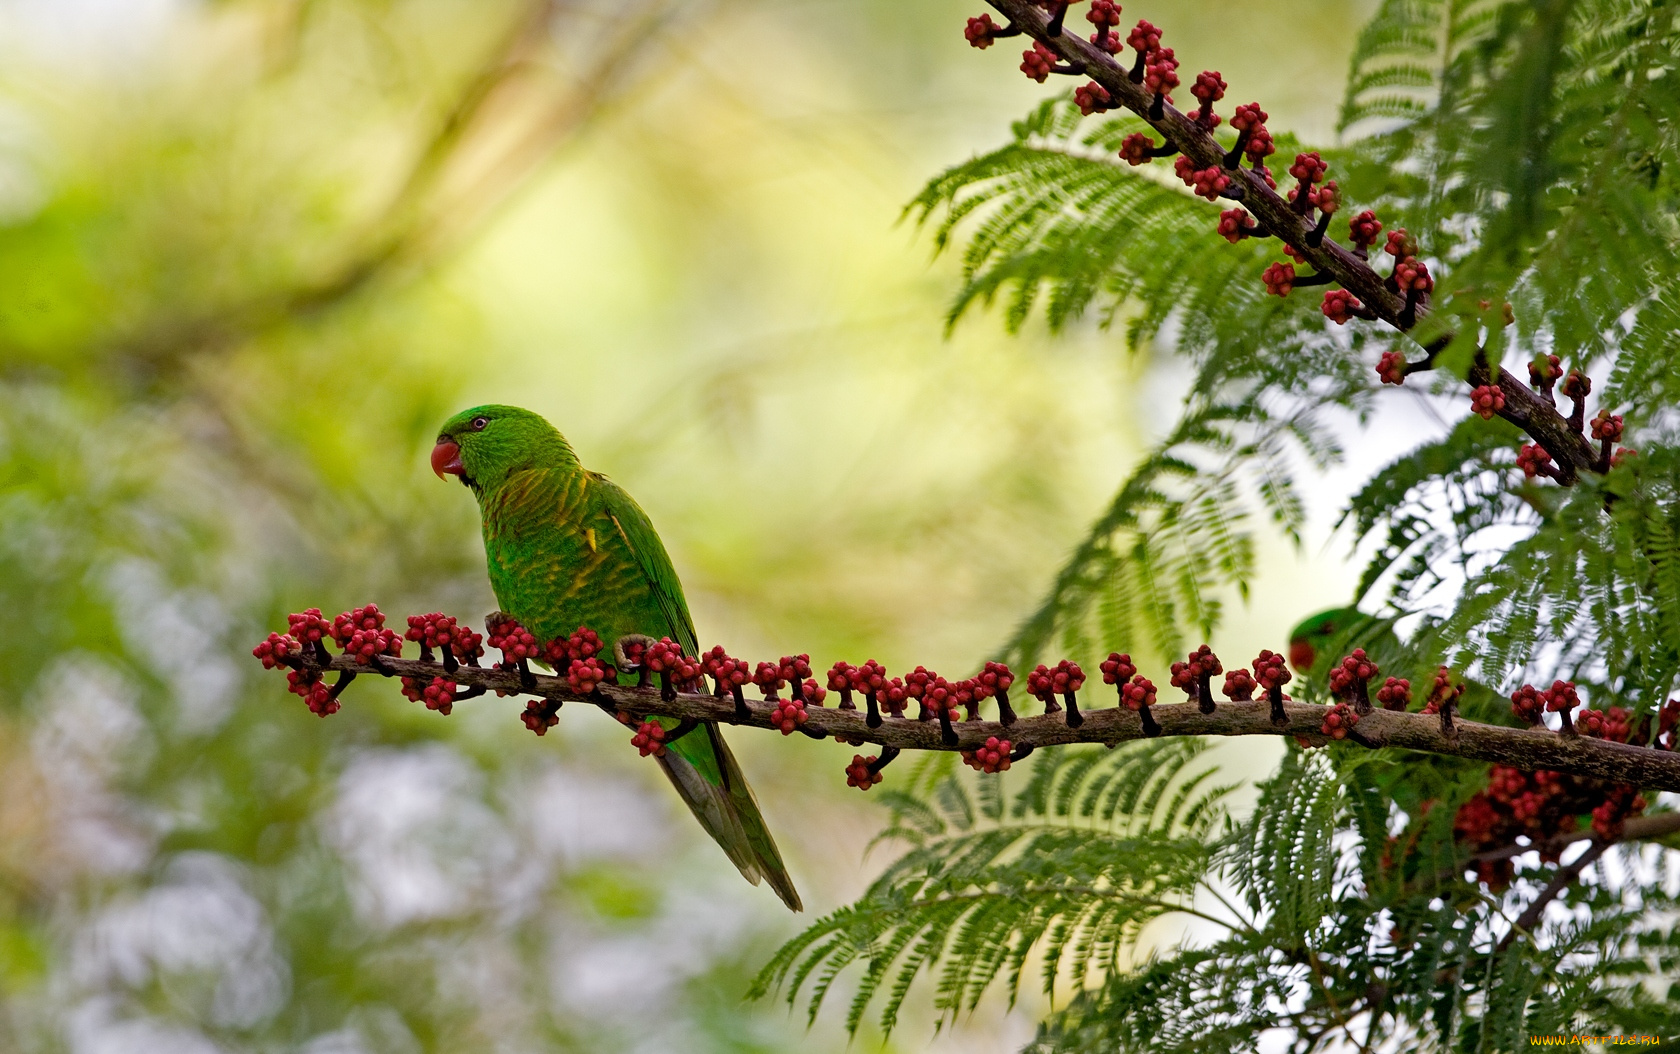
432, 404, 574, 493
1287, 607, 1364, 675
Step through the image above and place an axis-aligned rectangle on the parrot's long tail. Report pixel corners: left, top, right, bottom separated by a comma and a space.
654, 723, 803, 912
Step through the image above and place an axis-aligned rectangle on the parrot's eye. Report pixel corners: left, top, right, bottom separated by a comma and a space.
470, 416, 489, 431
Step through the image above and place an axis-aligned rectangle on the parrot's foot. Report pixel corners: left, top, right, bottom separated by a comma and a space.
614, 634, 657, 678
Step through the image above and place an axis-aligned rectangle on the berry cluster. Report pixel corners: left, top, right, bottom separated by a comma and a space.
1222, 668, 1256, 701
1028, 660, 1087, 725
1375, 676, 1411, 711
486, 615, 541, 664
963, 736, 1014, 774
405, 612, 480, 665
631, 718, 668, 757
566, 657, 610, 696
287, 669, 335, 717
1328, 649, 1379, 711
1516, 443, 1555, 480
333, 604, 404, 666
1418, 667, 1463, 717
546, 627, 604, 666
1169, 645, 1222, 713
401, 675, 459, 715
1320, 701, 1358, 740
253, 632, 302, 670
846, 754, 885, 790
646, 637, 705, 699
1322, 289, 1367, 326
962, 3, 1644, 489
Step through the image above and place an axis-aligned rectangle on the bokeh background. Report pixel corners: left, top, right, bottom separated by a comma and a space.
0, 1, 1387, 1051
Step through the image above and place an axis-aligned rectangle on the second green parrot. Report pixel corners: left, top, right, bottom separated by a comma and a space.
433, 404, 801, 911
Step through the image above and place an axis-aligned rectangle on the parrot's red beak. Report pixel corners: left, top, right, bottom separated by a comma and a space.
431, 438, 463, 480
1289, 639, 1315, 674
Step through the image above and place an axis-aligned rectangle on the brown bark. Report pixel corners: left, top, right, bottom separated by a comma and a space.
980, 0, 1599, 482
317, 652, 1680, 792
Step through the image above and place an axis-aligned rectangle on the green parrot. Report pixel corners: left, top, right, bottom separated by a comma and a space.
1287, 606, 1402, 680
431, 404, 801, 911
1289, 605, 1505, 720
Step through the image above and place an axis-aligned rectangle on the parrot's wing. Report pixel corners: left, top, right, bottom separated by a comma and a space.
590, 472, 699, 657
592, 474, 802, 911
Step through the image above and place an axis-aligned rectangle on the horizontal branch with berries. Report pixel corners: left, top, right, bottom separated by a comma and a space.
965, 0, 1627, 485
253, 606, 1680, 815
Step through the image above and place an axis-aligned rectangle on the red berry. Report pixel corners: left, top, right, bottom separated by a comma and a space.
630, 718, 668, 757
1376, 349, 1407, 384
1469, 384, 1506, 420
1320, 701, 1359, 740
1020, 41, 1056, 82
1074, 81, 1111, 116
1222, 668, 1256, 701
253, 632, 302, 670
1590, 410, 1624, 442
1561, 370, 1591, 400
1262, 262, 1295, 297
1348, 210, 1382, 249
1251, 650, 1292, 690
1375, 677, 1411, 711
1516, 443, 1554, 479
1393, 258, 1432, 293
329, 604, 385, 647
845, 755, 884, 790
1528, 353, 1562, 387
1289, 151, 1327, 184
1216, 208, 1252, 243
1510, 684, 1545, 725
1120, 676, 1156, 711
1192, 69, 1226, 103
287, 608, 332, 645
1322, 289, 1364, 326
1111, 132, 1161, 171
1087, 0, 1122, 27
754, 661, 787, 697
962, 736, 1015, 774
771, 695, 808, 735
1383, 229, 1416, 259
1126, 19, 1160, 54
567, 657, 609, 695
964, 13, 998, 49
1188, 166, 1229, 200
405, 612, 462, 652
1231, 102, 1267, 131
1244, 126, 1275, 163
486, 615, 540, 662
1100, 652, 1138, 685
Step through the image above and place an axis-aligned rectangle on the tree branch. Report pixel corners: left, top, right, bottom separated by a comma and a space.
981, 0, 1598, 483
295, 650, 1680, 792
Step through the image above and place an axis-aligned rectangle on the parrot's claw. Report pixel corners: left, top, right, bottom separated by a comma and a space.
613, 634, 657, 674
